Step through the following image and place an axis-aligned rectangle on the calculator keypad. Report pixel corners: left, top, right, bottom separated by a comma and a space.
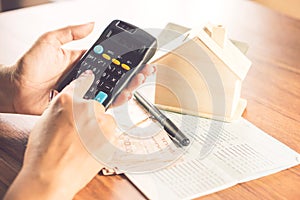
76, 44, 133, 105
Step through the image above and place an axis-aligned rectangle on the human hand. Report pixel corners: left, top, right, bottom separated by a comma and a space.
10, 23, 156, 115
4, 70, 115, 200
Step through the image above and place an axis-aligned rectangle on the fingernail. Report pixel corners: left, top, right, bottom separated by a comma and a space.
141, 74, 146, 84
127, 92, 133, 100
49, 89, 58, 102
81, 70, 93, 76
152, 65, 157, 73
87, 21, 95, 25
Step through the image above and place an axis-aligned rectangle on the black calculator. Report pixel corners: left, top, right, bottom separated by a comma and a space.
56, 20, 157, 109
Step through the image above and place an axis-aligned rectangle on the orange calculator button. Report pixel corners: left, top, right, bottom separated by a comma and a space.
121, 63, 131, 70
112, 58, 120, 65
102, 53, 111, 60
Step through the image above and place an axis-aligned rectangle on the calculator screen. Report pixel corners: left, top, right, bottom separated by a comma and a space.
110, 34, 144, 52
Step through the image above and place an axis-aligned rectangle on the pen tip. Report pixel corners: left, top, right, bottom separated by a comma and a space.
181, 138, 190, 146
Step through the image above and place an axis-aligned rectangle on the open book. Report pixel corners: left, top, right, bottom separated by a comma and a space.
103, 85, 300, 199
124, 109, 299, 199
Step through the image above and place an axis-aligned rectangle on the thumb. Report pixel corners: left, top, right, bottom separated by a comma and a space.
40, 22, 95, 46
62, 70, 95, 98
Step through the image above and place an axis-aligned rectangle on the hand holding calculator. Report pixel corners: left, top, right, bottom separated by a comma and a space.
56, 20, 157, 109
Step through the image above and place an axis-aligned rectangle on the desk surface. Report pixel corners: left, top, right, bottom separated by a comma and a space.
0, 0, 300, 199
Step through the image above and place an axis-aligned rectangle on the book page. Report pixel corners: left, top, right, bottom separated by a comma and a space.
126, 111, 300, 199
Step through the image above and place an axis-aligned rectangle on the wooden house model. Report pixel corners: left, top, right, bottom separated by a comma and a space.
149, 23, 252, 122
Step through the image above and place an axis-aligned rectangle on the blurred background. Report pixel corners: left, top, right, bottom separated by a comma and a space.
0, 0, 62, 12
0, 0, 299, 20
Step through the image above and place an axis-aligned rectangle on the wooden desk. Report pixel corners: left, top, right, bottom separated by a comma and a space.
0, 0, 299, 199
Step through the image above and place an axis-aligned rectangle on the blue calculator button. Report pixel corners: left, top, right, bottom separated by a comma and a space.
94, 91, 108, 104
93, 45, 104, 54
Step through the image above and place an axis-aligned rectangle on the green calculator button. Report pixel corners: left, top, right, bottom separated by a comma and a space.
93, 45, 104, 54
94, 91, 108, 104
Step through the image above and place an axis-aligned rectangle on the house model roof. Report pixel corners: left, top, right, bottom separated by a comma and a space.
150, 23, 252, 80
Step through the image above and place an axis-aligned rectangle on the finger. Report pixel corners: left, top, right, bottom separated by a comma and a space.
49, 89, 59, 102
96, 113, 117, 141
62, 49, 86, 72
40, 22, 94, 46
69, 49, 86, 64
124, 64, 155, 91
62, 70, 95, 98
126, 73, 145, 92
93, 100, 105, 114
112, 89, 132, 107
139, 64, 157, 76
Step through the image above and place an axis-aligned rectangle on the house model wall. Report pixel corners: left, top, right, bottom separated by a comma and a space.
150, 23, 252, 122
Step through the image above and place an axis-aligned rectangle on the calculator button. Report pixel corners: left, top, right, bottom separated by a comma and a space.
109, 76, 118, 84
111, 76, 117, 83
97, 81, 104, 89
126, 60, 133, 65
112, 58, 120, 65
94, 91, 108, 104
107, 64, 115, 72
87, 54, 96, 60
97, 59, 105, 65
87, 64, 92, 69
102, 72, 108, 78
82, 62, 88, 67
102, 72, 110, 80
106, 30, 112, 38
102, 84, 113, 92
121, 63, 131, 70
84, 90, 95, 99
93, 45, 104, 54
96, 67, 106, 76
114, 68, 123, 76
107, 50, 115, 56
89, 86, 96, 93
102, 53, 111, 60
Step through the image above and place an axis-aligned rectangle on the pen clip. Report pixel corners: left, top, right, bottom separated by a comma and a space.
168, 134, 182, 148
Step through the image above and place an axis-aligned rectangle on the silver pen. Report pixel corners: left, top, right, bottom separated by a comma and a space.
134, 91, 190, 147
